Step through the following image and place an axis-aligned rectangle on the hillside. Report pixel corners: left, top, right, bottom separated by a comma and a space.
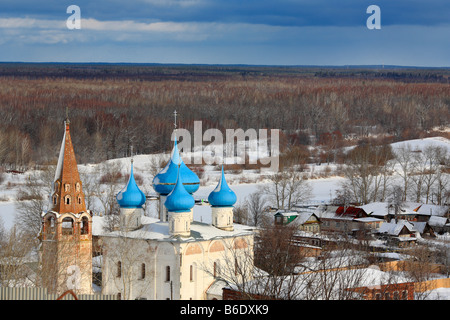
0, 135, 448, 231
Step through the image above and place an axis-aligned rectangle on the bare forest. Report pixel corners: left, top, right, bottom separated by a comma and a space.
0, 63, 449, 171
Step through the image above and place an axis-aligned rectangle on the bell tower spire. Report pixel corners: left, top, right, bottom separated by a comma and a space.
51, 111, 86, 214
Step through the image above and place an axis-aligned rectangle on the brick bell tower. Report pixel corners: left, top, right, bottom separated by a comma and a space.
41, 113, 93, 295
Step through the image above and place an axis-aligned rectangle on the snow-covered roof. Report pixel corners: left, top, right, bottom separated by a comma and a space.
428, 216, 448, 227
410, 221, 429, 234
54, 124, 66, 182
378, 220, 416, 236
354, 217, 383, 223
359, 202, 389, 217
206, 279, 228, 298
314, 205, 339, 219
360, 201, 449, 218
99, 216, 254, 242
405, 202, 449, 217
294, 211, 318, 225
274, 210, 299, 217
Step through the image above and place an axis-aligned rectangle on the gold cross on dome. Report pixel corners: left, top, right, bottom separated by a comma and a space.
173, 110, 177, 129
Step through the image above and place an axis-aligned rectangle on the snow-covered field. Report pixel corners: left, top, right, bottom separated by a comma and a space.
0, 135, 448, 231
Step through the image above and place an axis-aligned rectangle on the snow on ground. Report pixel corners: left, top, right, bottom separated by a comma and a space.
390, 136, 449, 152
0, 136, 448, 232
0, 202, 16, 231
424, 287, 450, 300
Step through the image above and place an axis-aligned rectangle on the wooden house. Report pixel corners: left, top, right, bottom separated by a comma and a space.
377, 220, 418, 247
274, 210, 321, 233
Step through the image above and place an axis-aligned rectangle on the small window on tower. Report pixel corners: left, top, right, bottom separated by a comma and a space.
65, 184, 70, 192
76, 182, 81, 192
77, 196, 82, 205
65, 195, 71, 205
165, 266, 171, 282
53, 195, 58, 205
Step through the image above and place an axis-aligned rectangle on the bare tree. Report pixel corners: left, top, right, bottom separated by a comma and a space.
260, 167, 312, 210
340, 143, 394, 205
207, 222, 308, 300
78, 167, 97, 211
0, 226, 38, 288
232, 204, 249, 225
15, 166, 54, 235
244, 191, 269, 227
95, 162, 122, 231
402, 244, 437, 300
389, 185, 404, 223
432, 167, 449, 205
395, 145, 415, 201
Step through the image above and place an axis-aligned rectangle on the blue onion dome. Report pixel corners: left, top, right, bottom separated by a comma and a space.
116, 161, 146, 208
152, 139, 200, 195
164, 166, 195, 213
208, 166, 237, 207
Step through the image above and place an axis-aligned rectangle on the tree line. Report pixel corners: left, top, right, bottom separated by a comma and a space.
0, 64, 448, 171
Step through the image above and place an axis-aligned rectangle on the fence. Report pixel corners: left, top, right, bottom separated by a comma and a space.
0, 287, 117, 300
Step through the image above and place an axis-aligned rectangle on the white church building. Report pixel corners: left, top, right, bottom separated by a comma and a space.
100, 136, 255, 300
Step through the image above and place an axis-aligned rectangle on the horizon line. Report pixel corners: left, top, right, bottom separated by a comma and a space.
0, 61, 449, 70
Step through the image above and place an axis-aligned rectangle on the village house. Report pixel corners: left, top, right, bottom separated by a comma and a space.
377, 220, 419, 248
274, 209, 321, 233
315, 205, 382, 235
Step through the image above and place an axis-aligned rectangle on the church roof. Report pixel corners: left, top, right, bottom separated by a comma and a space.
208, 166, 236, 207
116, 161, 146, 209
99, 216, 254, 241
152, 139, 200, 195
164, 165, 195, 213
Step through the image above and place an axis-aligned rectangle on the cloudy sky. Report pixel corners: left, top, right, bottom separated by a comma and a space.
0, 0, 449, 66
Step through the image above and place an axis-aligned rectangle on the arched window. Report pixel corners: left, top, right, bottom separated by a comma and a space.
53, 195, 58, 205
65, 184, 70, 192
64, 195, 71, 205
80, 216, 89, 235
165, 266, 171, 282
45, 216, 56, 239
213, 262, 219, 278
76, 182, 81, 192
77, 196, 82, 205
117, 261, 122, 278
140, 263, 146, 280
62, 217, 74, 235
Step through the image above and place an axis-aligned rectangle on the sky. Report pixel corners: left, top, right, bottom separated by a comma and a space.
0, 0, 449, 66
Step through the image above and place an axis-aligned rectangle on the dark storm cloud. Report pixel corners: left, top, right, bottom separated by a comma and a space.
1, 0, 448, 27
0, 0, 448, 66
